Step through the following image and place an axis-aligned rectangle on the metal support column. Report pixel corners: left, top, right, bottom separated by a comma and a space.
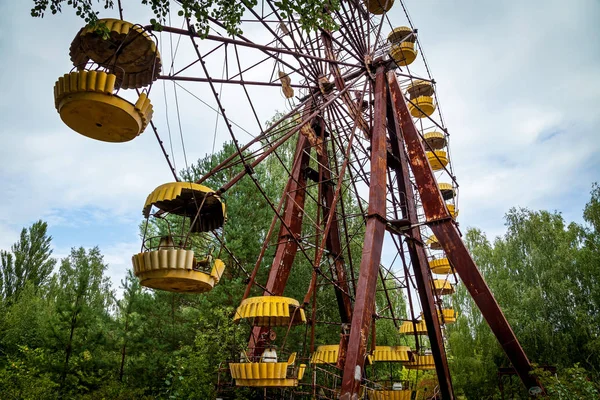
340, 65, 388, 399
387, 71, 544, 395
248, 130, 312, 358
387, 79, 455, 399
315, 118, 354, 368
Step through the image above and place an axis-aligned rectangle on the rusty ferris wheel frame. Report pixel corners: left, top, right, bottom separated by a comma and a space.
131, 0, 546, 398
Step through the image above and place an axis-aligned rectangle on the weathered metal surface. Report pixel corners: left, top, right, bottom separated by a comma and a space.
247, 130, 312, 358
316, 123, 354, 369
216, 72, 365, 194
387, 71, 544, 395
321, 30, 370, 137
158, 74, 310, 89
156, 25, 360, 68
340, 65, 388, 399
148, 120, 179, 181
387, 77, 455, 400
317, 130, 353, 324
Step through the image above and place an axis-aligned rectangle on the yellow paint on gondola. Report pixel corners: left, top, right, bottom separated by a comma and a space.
390, 42, 417, 66
368, 389, 418, 400
371, 346, 411, 362
399, 320, 428, 335
53, 71, 153, 142
131, 250, 224, 293
423, 131, 447, 150
233, 296, 307, 327
404, 354, 435, 370
364, 0, 395, 14
426, 150, 449, 170
142, 182, 226, 232
426, 235, 443, 250
310, 345, 339, 364
429, 257, 452, 275
70, 18, 161, 89
446, 203, 459, 219
229, 353, 306, 387
406, 80, 436, 118
432, 279, 454, 295
438, 182, 455, 200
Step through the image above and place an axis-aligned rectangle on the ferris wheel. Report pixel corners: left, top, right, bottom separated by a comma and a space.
50, 0, 545, 398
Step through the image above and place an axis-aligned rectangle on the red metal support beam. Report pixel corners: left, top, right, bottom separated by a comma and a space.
315, 118, 353, 325
340, 65, 388, 399
247, 130, 312, 358
386, 80, 455, 400
315, 119, 354, 369
387, 71, 544, 395
321, 30, 370, 137
155, 25, 361, 69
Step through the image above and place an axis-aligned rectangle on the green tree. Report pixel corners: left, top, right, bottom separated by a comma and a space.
0, 283, 55, 359
447, 184, 600, 399
534, 364, 600, 399
114, 270, 142, 382
0, 220, 56, 300
48, 246, 113, 394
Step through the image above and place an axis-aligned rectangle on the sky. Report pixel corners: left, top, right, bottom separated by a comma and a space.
0, 0, 598, 291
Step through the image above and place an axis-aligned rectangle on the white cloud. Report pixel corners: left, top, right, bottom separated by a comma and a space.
0, 0, 598, 293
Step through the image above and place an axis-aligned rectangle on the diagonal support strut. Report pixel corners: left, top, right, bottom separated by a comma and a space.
387, 70, 544, 396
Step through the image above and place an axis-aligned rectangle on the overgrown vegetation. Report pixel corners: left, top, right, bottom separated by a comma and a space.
1, 136, 599, 398
447, 184, 600, 398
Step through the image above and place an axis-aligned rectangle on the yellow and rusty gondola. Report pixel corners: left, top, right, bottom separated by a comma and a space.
132, 182, 226, 293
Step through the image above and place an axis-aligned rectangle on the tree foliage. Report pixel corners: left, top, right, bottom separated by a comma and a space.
447, 185, 600, 399
0, 220, 55, 300
30, 0, 340, 37
0, 139, 598, 399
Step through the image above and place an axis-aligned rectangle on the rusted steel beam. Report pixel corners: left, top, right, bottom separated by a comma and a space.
315, 118, 353, 324
148, 120, 179, 182
387, 71, 544, 395
340, 65, 388, 399
194, 97, 310, 185
314, 119, 354, 369
158, 74, 311, 89
216, 72, 365, 194
155, 25, 361, 69
247, 127, 312, 358
321, 30, 371, 137
387, 78, 455, 400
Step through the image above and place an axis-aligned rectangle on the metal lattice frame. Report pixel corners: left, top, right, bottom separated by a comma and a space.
123, 1, 546, 398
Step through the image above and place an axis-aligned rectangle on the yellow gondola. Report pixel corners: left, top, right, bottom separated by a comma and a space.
427, 150, 449, 170
423, 131, 447, 150
369, 388, 419, 400
446, 203, 459, 219
371, 346, 411, 362
406, 80, 436, 118
399, 320, 428, 335
53, 70, 153, 142
233, 296, 307, 327
439, 308, 457, 324
426, 235, 443, 250
229, 352, 306, 387
432, 279, 455, 295
70, 18, 161, 89
310, 344, 339, 364
429, 257, 452, 274
438, 183, 455, 201
132, 182, 226, 293
404, 354, 435, 370
388, 26, 417, 66
364, 0, 395, 15
142, 182, 226, 232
